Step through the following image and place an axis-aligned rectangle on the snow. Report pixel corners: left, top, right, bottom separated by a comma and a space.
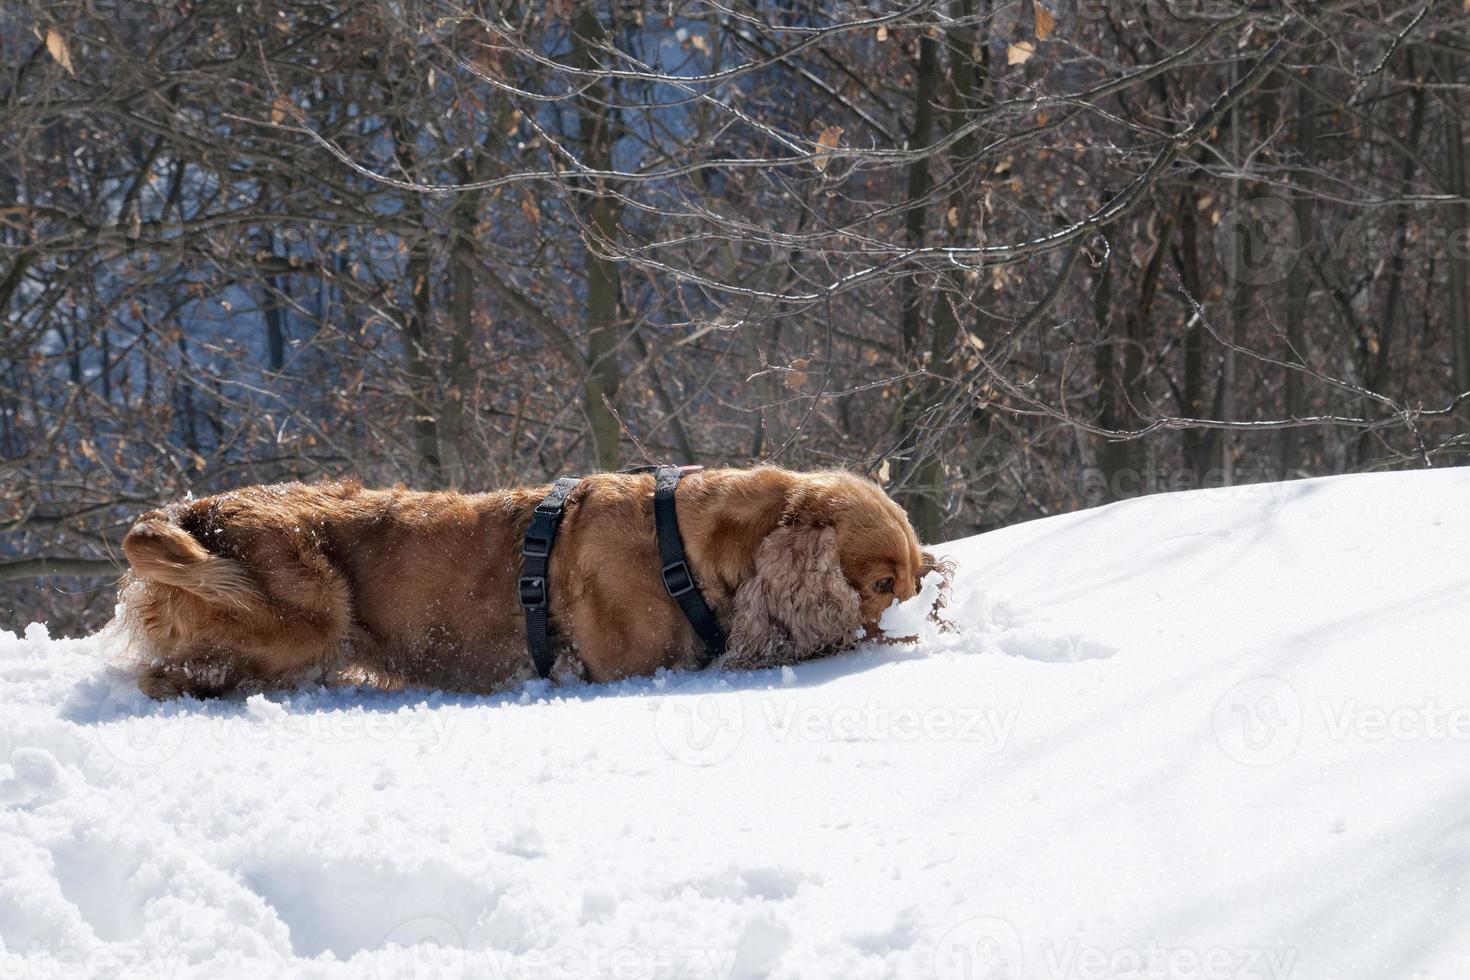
3, 469, 1470, 979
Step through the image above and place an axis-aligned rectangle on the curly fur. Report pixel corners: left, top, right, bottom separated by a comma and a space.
723, 523, 863, 669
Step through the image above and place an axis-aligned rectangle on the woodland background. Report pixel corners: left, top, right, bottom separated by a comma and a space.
3, 0, 1468, 632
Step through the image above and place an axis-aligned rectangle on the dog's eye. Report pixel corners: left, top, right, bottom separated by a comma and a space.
873, 577, 894, 594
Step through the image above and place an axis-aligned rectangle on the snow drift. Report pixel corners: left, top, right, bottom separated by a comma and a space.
2, 469, 1468, 979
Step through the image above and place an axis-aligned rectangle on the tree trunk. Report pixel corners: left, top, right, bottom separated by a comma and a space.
1279, 73, 1314, 479
403, 235, 443, 486
442, 156, 486, 489
1441, 49, 1470, 397
391, 112, 444, 486
896, 28, 940, 537
906, 0, 990, 541
1356, 71, 1425, 467
263, 232, 288, 374
572, 4, 624, 472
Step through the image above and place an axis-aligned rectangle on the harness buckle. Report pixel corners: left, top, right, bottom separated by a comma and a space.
522, 536, 551, 558
661, 560, 696, 598
518, 576, 547, 608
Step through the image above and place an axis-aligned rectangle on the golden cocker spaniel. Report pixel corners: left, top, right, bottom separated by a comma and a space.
114, 466, 939, 699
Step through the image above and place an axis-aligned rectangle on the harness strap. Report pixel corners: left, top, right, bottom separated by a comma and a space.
519, 476, 580, 678
653, 465, 727, 666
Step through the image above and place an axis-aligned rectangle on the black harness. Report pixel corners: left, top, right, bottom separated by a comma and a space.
518, 476, 579, 679
652, 465, 727, 664
518, 465, 726, 679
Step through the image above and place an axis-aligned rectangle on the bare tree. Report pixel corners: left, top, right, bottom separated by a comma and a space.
3, 0, 1467, 633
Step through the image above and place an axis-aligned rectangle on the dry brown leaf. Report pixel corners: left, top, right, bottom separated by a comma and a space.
1034, 2, 1055, 40
270, 95, 292, 125
1007, 41, 1035, 66
520, 192, 541, 226
45, 28, 75, 75
813, 124, 844, 172
876, 459, 891, 484
876, 25, 888, 41
784, 370, 808, 390
689, 33, 709, 55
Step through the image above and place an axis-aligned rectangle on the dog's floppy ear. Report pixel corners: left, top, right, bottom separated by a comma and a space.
724, 521, 862, 669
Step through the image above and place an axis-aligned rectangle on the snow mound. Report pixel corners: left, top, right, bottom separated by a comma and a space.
3, 470, 1469, 978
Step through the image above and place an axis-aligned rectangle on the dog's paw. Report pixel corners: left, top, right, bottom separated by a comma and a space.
137, 665, 184, 701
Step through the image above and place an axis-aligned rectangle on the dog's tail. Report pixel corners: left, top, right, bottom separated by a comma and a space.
121, 512, 258, 607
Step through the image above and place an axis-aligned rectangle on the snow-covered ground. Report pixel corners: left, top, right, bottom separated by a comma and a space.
3, 469, 1469, 980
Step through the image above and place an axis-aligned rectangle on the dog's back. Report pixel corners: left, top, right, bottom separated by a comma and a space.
115, 481, 542, 698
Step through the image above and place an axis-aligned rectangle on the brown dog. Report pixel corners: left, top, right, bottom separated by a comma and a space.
113, 466, 934, 699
